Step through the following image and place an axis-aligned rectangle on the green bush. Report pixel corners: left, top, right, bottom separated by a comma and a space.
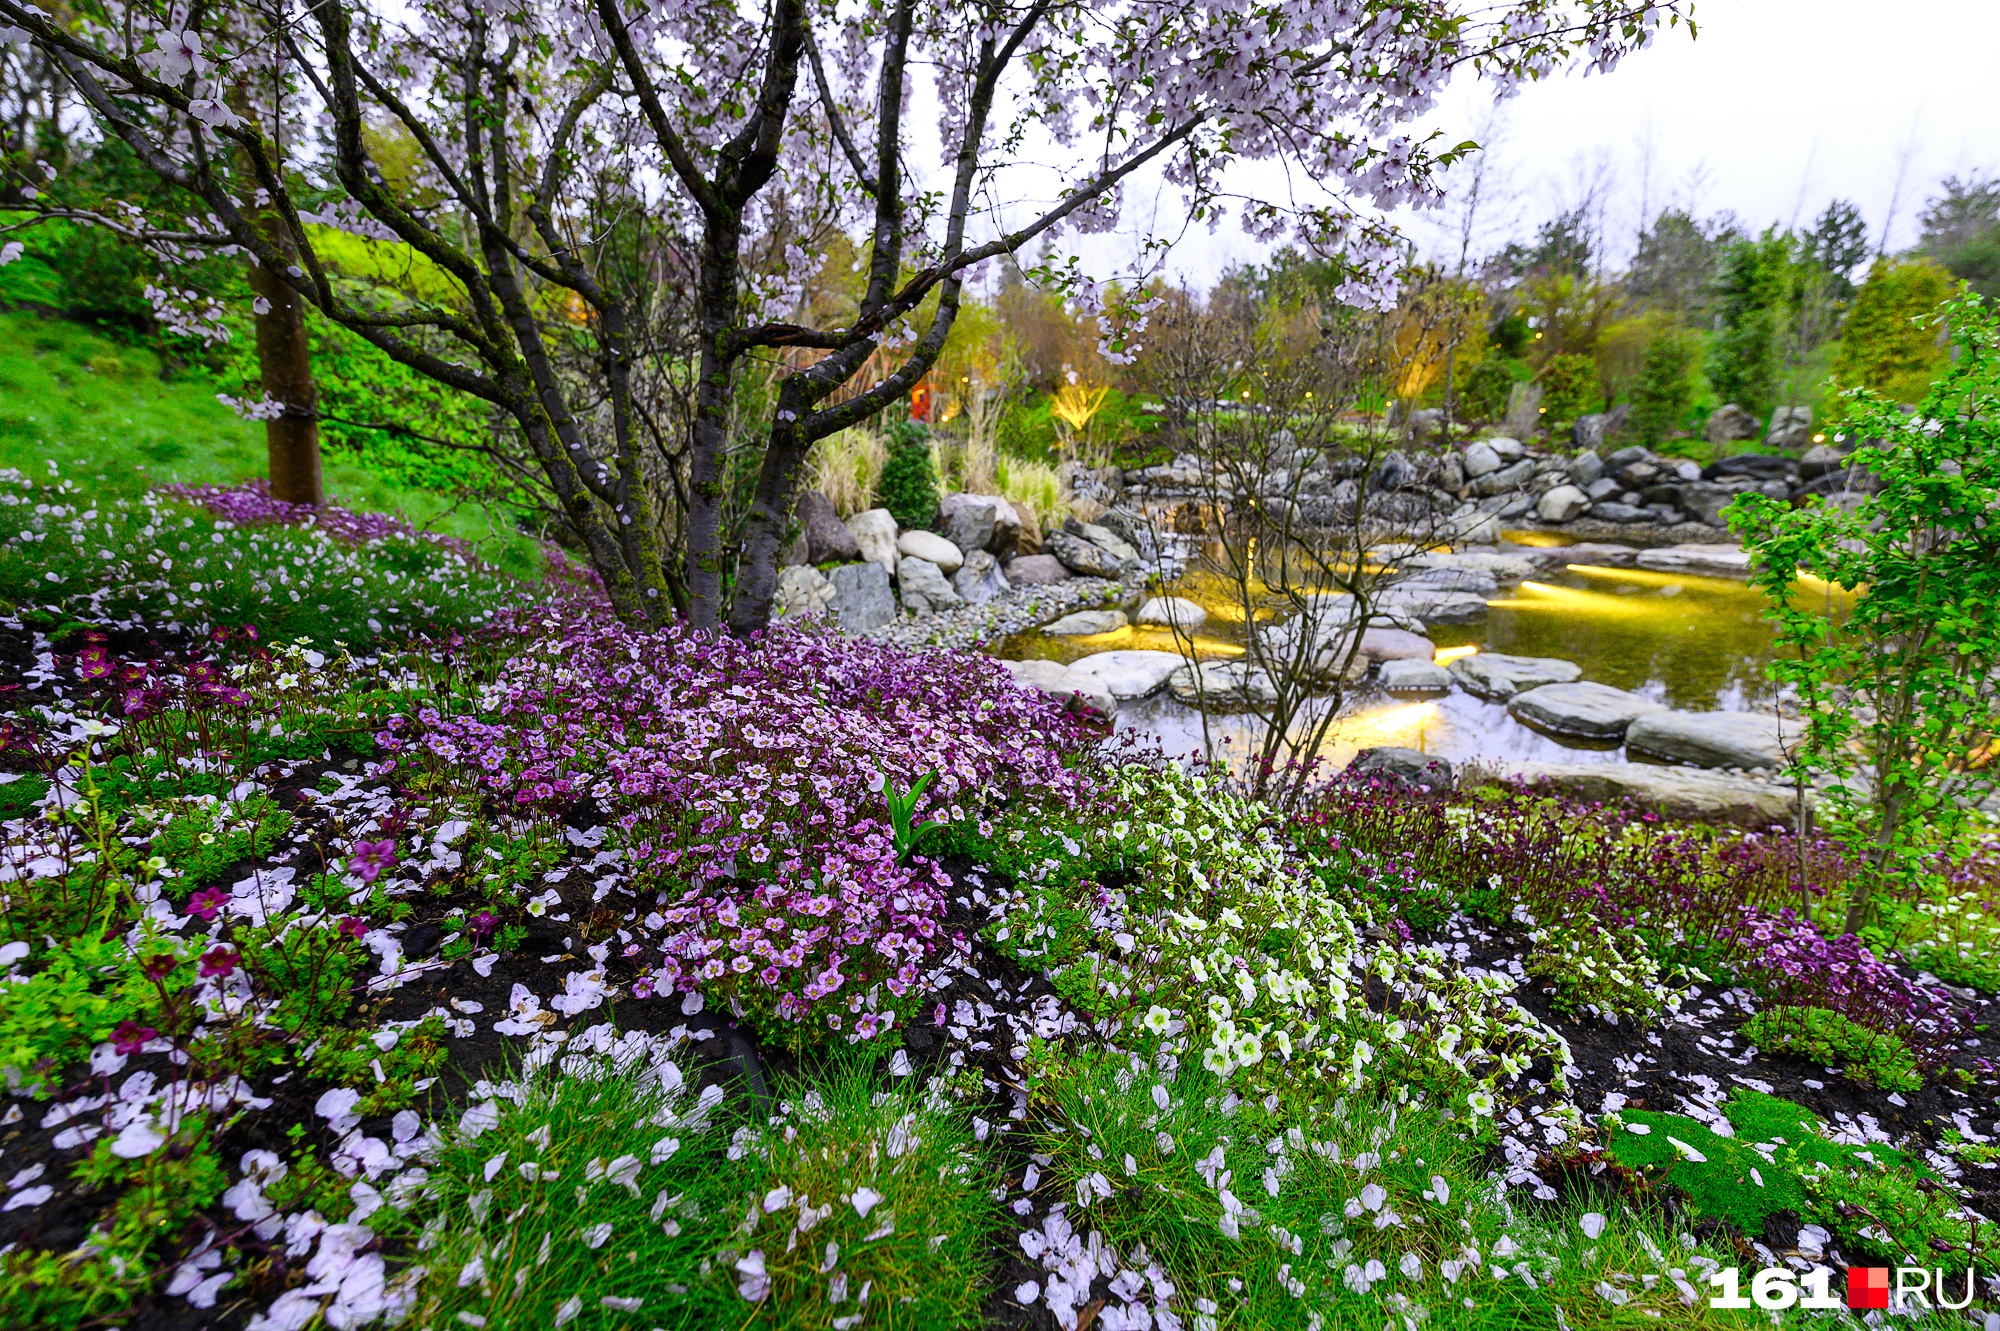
1536, 352, 1597, 424
1910, 943, 2000, 994
1458, 357, 1516, 423
874, 420, 940, 529
1740, 1005, 1922, 1091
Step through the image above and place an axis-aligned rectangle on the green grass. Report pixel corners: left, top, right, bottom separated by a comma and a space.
378, 1050, 1001, 1330
0, 309, 540, 576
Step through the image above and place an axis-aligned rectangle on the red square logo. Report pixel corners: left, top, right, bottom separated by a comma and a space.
1847, 1267, 1889, 1309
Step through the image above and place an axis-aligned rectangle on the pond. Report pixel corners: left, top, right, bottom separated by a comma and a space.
990, 537, 1847, 772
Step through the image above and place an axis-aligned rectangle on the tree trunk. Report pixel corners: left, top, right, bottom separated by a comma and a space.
248, 255, 323, 507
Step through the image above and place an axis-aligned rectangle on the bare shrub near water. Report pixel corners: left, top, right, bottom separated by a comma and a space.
1135, 293, 1464, 806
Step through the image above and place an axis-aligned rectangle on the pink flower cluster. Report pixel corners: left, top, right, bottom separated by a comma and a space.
384, 605, 1094, 1035
158, 479, 479, 561
1722, 908, 1968, 1066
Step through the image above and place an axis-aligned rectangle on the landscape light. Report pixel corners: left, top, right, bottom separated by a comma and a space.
1434, 644, 1477, 663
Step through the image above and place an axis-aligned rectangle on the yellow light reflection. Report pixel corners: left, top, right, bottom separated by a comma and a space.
1433, 644, 1478, 663
1329, 701, 1439, 742
1563, 564, 1736, 590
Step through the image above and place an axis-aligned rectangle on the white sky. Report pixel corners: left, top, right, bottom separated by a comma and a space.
1041, 0, 2000, 291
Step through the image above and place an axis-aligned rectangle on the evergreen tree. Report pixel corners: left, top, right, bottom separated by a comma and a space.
1832, 258, 1957, 405
1628, 329, 1699, 446
1704, 230, 1792, 420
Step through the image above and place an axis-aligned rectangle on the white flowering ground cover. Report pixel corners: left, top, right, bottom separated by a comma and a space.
1, 494, 1998, 1328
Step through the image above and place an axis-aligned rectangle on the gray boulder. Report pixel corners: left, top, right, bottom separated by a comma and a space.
1486, 436, 1527, 461
1448, 652, 1581, 699
1377, 658, 1453, 693
1005, 554, 1070, 586
1041, 609, 1126, 636
1378, 587, 1489, 626
897, 556, 964, 616
951, 549, 1012, 606
773, 564, 835, 620
1508, 682, 1665, 739
1371, 450, 1420, 491
1073, 521, 1141, 565
1676, 482, 1747, 527
1626, 710, 1799, 769
1047, 529, 1129, 579
1588, 502, 1649, 523
1798, 443, 1847, 481
1473, 458, 1536, 496
1399, 566, 1499, 596
1702, 454, 1799, 484
1536, 484, 1590, 522
1603, 445, 1648, 467
896, 528, 964, 574
939, 493, 1021, 558
1704, 403, 1762, 445
797, 489, 861, 564
1346, 746, 1454, 794
1766, 405, 1813, 450
1460, 440, 1502, 479
828, 562, 896, 633
846, 508, 900, 576
1568, 450, 1604, 486
1584, 476, 1621, 502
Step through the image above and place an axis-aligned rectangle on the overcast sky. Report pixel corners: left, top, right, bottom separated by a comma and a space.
1044, 0, 1999, 291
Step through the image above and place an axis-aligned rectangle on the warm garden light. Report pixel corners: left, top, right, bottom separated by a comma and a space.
1433, 644, 1478, 663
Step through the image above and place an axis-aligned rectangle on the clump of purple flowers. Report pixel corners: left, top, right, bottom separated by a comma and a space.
348, 838, 398, 883
159, 479, 481, 562
385, 605, 1093, 1038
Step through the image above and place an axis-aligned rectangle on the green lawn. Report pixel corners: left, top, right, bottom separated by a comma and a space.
0, 309, 542, 577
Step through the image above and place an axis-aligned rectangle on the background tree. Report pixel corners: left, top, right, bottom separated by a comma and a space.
1626, 326, 1698, 446
1704, 229, 1792, 421
0, 0, 1682, 633
1916, 173, 2000, 304
1831, 257, 1956, 405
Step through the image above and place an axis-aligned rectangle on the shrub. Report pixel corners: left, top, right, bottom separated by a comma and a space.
1831, 256, 1957, 406
873, 420, 940, 529
1535, 352, 1597, 424
1458, 356, 1515, 423
1741, 1004, 1922, 1091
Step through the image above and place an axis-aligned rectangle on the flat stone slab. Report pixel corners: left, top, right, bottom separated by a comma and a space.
1508, 681, 1665, 738
1068, 649, 1185, 700
1168, 660, 1279, 708
1135, 596, 1209, 630
1378, 588, 1489, 626
1625, 710, 1800, 770
1447, 652, 1582, 700
1634, 543, 1753, 576
1552, 542, 1642, 568
1463, 760, 1809, 830
999, 658, 1115, 719
1041, 609, 1126, 636
1377, 658, 1452, 692
1357, 627, 1435, 662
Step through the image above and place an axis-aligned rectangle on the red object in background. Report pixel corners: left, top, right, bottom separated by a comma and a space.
1847, 1267, 1889, 1309
910, 382, 931, 421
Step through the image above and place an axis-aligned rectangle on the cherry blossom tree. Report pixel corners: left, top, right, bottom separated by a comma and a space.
0, 0, 1683, 631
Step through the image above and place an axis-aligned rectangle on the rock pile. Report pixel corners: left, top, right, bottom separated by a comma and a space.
775, 489, 1148, 633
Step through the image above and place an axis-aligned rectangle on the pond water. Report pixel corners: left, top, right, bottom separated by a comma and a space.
990, 538, 1848, 772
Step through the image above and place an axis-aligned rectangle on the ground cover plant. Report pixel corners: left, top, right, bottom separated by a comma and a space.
0, 493, 1997, 1330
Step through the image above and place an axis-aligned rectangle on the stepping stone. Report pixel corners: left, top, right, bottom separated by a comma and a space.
1135, 596, 1208, 629
1634, 543, 1753, 576
999, 659, 1115, 719
1167, 660, 1280, 707
1507, 682, 1665, 739
1625, 710, 1800, 770
1068, 649, 1185, 700
1447, 652, 1582, 700
1378, 659, 1451, 693
1357, 627, 1435, 662
1041, 609, 1126, 636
